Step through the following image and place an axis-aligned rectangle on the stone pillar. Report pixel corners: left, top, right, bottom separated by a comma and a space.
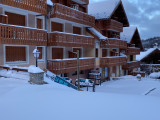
28, 66, 47, 84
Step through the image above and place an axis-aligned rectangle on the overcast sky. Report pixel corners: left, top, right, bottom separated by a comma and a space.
90, 0, 160, 40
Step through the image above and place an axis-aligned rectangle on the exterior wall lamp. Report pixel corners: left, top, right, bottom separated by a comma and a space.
33, 49, 40, 67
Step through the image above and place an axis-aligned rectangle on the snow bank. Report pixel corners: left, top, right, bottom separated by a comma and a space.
28, 65, 44, 73
149, 72, 160, 79
0, 70, 29, 80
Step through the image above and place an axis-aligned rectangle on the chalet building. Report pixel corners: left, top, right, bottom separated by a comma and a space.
120, 27, 143, 75
46, 0, 96, 82
0, 0, 143, 82
88, 0, 130, 80
136, 48, 160, 74
0, 0, 47, 69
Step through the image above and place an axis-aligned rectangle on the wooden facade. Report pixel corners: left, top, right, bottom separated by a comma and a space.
126, 47, 140, 55
100, 38, 127, 49
96, 19, 123, 32
122, 61, 140, 70
100, 56, 127, 68
49, 3, 95, 27
0, 0, 47, 15
0, 23, 47, 46
47, 58, 95, 74
48, 32, 94, 47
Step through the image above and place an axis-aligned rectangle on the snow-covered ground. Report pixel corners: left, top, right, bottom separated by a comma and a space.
84, 75, 160, 97
0, 70, 160, 120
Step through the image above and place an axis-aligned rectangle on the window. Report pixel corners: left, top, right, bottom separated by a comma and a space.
37, 47, 45, 61
51, 22, 63, 32
73, 26, 81, 35
52, 48, 63, 59
37, 18, 42, 29
5, 46, 26, 62
130, 55, 133, 61
102, 49, 108, 57
96, 48, 98, 58
73, 48, 82, 57
5, 12, 25, 26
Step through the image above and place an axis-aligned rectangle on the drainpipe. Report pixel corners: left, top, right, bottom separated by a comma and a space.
45, 15, 48, 69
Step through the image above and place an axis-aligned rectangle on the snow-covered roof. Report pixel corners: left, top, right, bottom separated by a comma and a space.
87, 27, 108, 40
88, 0, 121, 19
47, 0, 53, 6
136, 48, 157, 61
120, 27, 137, 43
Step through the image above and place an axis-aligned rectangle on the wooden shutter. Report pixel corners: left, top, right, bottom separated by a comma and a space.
68, 51, 77, 58
37, 47, 43, 59
0, 15, 8, 24
5, 12, 25, 26
52, 48, 63, 59
102, 49, 107, 57
51, 22, 63, 32
6, 46, 26, 62
37, 18, 42, 29
73, 48, 81, 57
73, 26, 81, 34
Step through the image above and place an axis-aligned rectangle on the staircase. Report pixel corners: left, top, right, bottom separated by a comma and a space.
46, 70, 78, 90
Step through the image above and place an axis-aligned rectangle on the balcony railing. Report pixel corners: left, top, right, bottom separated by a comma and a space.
126, 47, 140, 55
48, 31, 95, 47
71, 0, 89, 4
0, 23, 47, 46
123, 61, 140, 70
100, 38, 127, 49
0, 0, 47, 15
50, 3, 95, 27
47, 57, 95, 74
100, 56, 127, 67
104, 19, 123, 32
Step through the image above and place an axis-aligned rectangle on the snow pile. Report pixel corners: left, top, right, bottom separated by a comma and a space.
149, 72, 160, 79
28, 65, 44, 73
0, 70, 29, 80
136, 48, 157, 61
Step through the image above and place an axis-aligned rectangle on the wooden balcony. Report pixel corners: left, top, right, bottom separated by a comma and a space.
101, 38, 127, 49
104, 19, 123, 32
47, 57, 95, 74
71, 0, 89, 5
50, 3, 95, 27
123, 61, 140, 70
100, 56, 127, 67
0, 0, 47, 15
48, 31, 95, 47
126, 47, 140, 55
0, 23, 47, 46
